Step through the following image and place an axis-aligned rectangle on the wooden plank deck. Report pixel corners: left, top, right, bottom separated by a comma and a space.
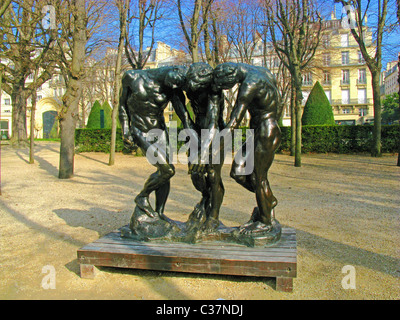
77, 227, 297, 292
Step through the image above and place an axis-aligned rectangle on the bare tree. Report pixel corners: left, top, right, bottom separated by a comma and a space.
198, 0, 232, 67
55, 0, 98, 178
177, 0, 213, 63
0, 0, 58, 147
335, 0, 391, 157
109, 0, 129, 165
125, 0, 165, 69
262, 0, 322, 167
223, 0, 261, 65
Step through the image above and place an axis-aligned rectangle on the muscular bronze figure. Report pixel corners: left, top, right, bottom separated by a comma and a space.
119, 66, 193, 221
208, 62, 283, 237
184, 63, 226, 232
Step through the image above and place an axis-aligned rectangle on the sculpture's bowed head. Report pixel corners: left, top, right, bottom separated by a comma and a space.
165, 66, 187, 89
186, 62, 214, 91
212, 62, 238, 91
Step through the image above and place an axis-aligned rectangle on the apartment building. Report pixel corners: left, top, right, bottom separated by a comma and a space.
222, 14, 375, 127
281, 14, 375, 126
384, 61, 399, 96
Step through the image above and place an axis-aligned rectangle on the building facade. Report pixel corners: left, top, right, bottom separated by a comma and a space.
280, 15, 375, 126
384, 61, 399, 96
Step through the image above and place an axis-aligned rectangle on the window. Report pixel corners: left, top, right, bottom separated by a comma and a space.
322, 53, 331, 66
342, 108, 351, 114
358, 88, 367, 103
342, 51, 349, 65
359, 108, 367, 116
358, 69, 367, 84
0, 120, 9, 140
323, 71, 331, 84
341, 69, 350, 85
37, 95, 42, 101
358, 51, 365, 64
302, 72, 312, 85
302, 91, 310, 105
4, 98, 11, 105
322, 34, 330, 47
324, 90, 331, 103
341, 89, 350, 104
341, 33, 349, 47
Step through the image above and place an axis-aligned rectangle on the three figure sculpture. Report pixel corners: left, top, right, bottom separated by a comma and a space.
119, 62, 283, 246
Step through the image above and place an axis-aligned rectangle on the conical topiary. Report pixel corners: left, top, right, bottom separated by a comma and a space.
86, 100, 114, 129
302, 81, 335, 126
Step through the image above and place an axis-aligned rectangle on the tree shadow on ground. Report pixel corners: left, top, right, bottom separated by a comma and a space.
293, 227, 399, 278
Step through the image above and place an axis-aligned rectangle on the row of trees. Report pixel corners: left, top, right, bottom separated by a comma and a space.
1, 0, 399, 180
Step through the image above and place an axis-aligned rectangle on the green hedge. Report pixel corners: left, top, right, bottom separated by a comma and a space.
75, 128, 124, 153
277, 125, 400, 154
75, 125, 400, 155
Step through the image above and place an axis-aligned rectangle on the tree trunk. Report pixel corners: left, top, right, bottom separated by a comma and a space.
293, 67, 302, 167
371, 71, 382, 157
29, 93, 36, 164
290, 80, 296, 156
294, 97, 302, 167
109, 0, 128, 166
10, 81, 28, 147
191, 40, 199, 63
58, 0, 87, 179
397, 53, 400, 166
59, 100, 79, 178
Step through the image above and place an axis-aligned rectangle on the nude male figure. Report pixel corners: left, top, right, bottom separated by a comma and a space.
184, 63, 226, 232
195, 62, 283, 235
119, 66, 193, 220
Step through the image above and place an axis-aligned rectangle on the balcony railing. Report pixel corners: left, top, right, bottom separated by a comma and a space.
321, 59, 367, 68
357, 78, 367, 85
340, 79, 350, 85
331, 98, 371, 105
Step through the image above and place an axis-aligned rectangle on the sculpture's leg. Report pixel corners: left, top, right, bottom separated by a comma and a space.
202, 164, 224, 232
131, 127, 175, 219
155, 180, 170, 220
253, 119, 280, 227
239, 119, 281, 235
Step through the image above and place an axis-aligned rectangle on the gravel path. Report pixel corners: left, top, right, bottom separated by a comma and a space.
0, 141, 399, 299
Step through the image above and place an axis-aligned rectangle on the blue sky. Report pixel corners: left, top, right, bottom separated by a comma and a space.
109, 0, 399, 72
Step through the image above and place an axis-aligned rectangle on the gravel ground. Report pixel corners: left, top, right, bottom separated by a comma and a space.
0, 141, 399, 300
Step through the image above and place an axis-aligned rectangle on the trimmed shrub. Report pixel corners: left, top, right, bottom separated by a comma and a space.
86, 100, 114, 129
75, 128, 124, 153
302, 81, 335, 126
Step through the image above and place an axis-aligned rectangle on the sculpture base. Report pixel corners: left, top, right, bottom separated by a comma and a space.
122, 206, 282, 247
77, 227, 297, 292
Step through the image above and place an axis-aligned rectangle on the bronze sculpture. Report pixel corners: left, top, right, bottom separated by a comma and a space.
205, 62, 283, 239
118, 66, 193, 237
183, 62, 226, 233
120, 62, 283, 246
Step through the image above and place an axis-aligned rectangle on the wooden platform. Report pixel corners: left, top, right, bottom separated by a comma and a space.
77, 227, 297, 292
